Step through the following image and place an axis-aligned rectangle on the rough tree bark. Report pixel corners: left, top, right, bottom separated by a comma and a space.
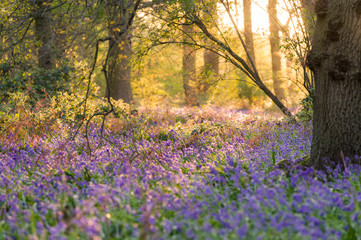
34, 0, 56, 70
308, 0, 361, 169
243, 0, 255, 65
183, 19, 199, 107
106, 0, 133, 103
268, 0, 285, 100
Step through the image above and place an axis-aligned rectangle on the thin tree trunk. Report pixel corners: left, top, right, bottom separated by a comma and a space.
308, 0, 361, 169
34, 0, 56, 70
183, 20, 199, 107
202, 2, 219, 93
0, 24, 4, 60
202, 46, 219, 91
243, 0, 255, 65
268, 0, 285, 100
106, 0, 133, 103
54, 13, 68, 65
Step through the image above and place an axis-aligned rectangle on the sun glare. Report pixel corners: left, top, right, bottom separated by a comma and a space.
221, 0, 295, 35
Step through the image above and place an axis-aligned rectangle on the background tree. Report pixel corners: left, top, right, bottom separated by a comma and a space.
282, 0, 315, 95
237, 0, 260, 107
268, 0, 285, 100
0, 0, 142, 106
34, 0, 56, 70
1, 0, 308, 117
200, 1, 219, 95
0, 0, 77, 102
140, 0, 295, 119
308, 0, 361, 168
243, 0, 255, 65
182, 18, 199, 107
105, 0, 134, 103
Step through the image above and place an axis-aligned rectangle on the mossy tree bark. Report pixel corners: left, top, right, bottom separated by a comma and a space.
308, 0, 361, 169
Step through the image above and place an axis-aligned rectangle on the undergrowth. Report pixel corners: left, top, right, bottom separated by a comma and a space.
1, 104, 360, 240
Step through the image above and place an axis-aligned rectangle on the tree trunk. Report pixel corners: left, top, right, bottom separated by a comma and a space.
183, 20, 199, 107
308, 0, 361, 169
107, 30, 133, 103
203, 49, 219, 77
53, 10, 68, 65
34, 0, 56, 70
202, 46, 219, 92
268, 0, 285, 100
243, 0, 255, 65
300, 0, 315, 39
201, 2, 219, 94
106, 0, 133, 104
0, 24, 4, 60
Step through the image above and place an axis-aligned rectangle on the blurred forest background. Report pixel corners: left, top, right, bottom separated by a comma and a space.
0, 0, 315, 123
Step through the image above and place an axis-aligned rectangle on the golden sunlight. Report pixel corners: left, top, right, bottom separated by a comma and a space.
221, 0, 295, 35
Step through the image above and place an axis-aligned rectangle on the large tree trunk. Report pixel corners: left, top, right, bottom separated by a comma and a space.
243, 0, 255, 65
106, 0, 133, 104
34, 0, 56, 70
308, 0, 361, 169
183, 20, 199, 107
268, 0, 285, 100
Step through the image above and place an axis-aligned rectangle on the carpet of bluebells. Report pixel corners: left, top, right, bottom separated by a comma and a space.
1, 108, 361, 239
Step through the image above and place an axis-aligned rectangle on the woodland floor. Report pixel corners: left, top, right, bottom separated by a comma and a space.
0, 108, 360, 239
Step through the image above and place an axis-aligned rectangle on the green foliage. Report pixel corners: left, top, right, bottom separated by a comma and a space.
132, 45, 184, 107
296, 89, 314, 122
0, 84, 128, 141
0, 63, 73, 104
237, 79, 266, 109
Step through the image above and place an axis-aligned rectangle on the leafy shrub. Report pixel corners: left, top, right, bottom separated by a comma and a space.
0, 87, 128, 142
296, 89, 314, 122
237, 79, 266, 109
0, 64, 73, 105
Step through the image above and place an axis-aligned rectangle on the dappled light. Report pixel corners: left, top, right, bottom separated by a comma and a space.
1, 0, 360, 238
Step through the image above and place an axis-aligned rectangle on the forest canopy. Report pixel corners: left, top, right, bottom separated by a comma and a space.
0, 0, 313, 113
